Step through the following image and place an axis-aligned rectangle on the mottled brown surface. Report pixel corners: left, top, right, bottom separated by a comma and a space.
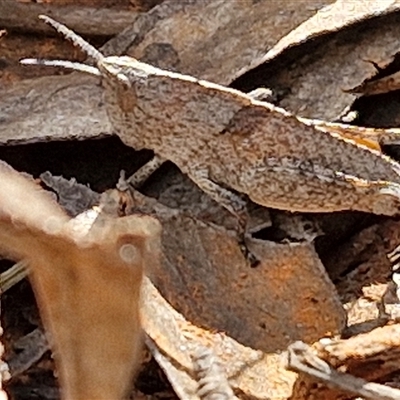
117, 0, 334, 84
100, 56, 400, 216
3, 2, 400, 400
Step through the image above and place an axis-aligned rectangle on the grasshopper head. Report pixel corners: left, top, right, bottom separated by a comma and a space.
98, 56, 160, 87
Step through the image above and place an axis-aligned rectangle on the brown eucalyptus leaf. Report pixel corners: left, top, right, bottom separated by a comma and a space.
0, 74, 111, 145
238, 4, 400, 120
265, 0, 400, 64
141, 277, 297, 400
37, 169, 345, 353
127, 188, 346, 353
115, 0, 335, 84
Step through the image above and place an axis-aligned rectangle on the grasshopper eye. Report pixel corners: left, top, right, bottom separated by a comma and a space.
99, 59, 132, 86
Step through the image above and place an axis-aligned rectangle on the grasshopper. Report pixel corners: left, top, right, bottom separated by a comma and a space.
20, 16, 400, 224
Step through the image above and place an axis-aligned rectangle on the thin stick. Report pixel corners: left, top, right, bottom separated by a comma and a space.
288, 341, 400, 400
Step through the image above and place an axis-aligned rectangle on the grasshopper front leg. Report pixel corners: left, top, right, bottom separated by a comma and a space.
188, 168, 249, 227
125, 154, 166, 188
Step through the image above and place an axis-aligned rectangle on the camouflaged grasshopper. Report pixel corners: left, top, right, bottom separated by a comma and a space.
21, 16, 400, 223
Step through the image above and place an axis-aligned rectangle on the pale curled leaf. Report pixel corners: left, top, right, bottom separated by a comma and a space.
0, 161, 162, 400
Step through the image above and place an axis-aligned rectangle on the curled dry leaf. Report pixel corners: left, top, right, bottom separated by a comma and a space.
114, 0, 335, 83
262, 0, 400, 64
236, 1, 400, 120
346, 68, 400, 97
0, 161, 162, 400
316, 324, 400, 380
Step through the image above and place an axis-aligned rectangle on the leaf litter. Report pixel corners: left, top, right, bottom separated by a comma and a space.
3, 1, 400, 399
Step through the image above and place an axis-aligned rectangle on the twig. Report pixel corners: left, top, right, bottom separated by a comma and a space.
0, 261, 28, 293
287, 341, 400, 400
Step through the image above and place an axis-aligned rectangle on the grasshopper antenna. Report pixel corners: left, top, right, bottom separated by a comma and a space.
20, 59, 101, 76
39, 15, 104, 62
20, 15, 103, 76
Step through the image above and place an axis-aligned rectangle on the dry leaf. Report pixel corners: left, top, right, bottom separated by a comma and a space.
141, 277, 297, 400
126, 187, 345, 352
0, 161, 162, 400
236, 2, 400, 120
115, 0, 335, 84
